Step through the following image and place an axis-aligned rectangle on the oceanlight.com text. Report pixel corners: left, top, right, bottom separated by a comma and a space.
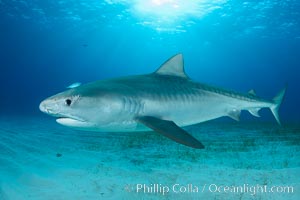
126, 183, 294, 196
207, 184, 294, 196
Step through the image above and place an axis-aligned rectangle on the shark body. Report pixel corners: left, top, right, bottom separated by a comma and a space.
39, 54, 286, 149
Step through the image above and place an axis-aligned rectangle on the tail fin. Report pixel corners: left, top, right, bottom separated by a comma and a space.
270, 86, 287, 125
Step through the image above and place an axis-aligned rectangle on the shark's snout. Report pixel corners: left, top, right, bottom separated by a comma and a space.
39, 99, 58, 115
39, 100, 47, 113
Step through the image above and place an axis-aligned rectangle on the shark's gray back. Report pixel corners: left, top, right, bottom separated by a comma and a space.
79, 73, 266, 104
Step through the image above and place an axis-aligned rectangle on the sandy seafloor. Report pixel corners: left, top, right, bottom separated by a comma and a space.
0, 115, 299, 200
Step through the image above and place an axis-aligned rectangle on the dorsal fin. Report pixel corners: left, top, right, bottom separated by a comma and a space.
155, 54, 189, 78
248, 89, 257, 96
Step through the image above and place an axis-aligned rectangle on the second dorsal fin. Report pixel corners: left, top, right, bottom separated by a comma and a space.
248, 89, 257, 96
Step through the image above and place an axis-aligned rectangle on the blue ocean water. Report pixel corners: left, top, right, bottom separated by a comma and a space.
0, 0, 300, 199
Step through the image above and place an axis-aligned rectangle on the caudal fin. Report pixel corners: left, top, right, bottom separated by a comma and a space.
270, 86, 287, 125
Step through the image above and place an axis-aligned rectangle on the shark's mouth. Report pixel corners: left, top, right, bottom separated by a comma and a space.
56, 117, 92, 128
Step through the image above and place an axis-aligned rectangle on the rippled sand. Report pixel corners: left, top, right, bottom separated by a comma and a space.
0, 116, 299, 200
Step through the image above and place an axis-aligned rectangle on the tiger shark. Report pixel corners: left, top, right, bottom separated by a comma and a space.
39, 54, 286, 149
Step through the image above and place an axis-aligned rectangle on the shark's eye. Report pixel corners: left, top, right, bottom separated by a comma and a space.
65, 99, 72, 106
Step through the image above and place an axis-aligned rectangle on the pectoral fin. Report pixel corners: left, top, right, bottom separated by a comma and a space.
136, 116, 204, 149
